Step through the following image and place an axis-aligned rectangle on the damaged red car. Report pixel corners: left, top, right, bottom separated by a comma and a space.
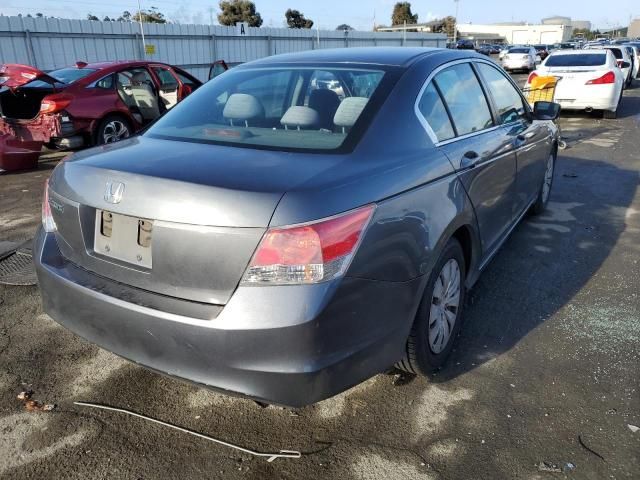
0, 60, 220, 171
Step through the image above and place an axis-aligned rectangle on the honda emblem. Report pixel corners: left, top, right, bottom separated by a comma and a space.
104, 181, 125, 204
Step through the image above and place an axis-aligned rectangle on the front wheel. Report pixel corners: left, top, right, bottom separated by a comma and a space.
397, 238, 466, 375
530, 151, 555, 215
95, 115, 132, 145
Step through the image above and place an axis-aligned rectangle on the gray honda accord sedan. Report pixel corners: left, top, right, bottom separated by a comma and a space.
35, 48, 559, 407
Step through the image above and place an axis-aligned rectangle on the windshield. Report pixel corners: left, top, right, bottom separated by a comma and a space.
546, 54, 607, 67
146, 66, 387, 152
25, 67, 97, 88
509, 48, 529, 54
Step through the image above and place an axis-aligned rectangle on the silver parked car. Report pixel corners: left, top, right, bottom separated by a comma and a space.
35, 48, 560, 407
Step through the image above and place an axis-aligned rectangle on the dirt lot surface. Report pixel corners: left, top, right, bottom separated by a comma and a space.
1, 80, 639, 480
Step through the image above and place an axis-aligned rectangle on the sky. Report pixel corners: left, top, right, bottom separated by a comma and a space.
1, 0, 638, 31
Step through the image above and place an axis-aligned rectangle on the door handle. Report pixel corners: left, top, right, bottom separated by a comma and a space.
460, 150, 480, 169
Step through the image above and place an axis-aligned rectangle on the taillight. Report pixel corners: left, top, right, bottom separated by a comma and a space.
40, 93, 73, 114
586, 71, 616, 85
241, 205, 375, 285
42, 178, 57, 232
527, 72, 538, 84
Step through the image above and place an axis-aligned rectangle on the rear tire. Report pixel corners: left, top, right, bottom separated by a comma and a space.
603, 91, 622, 119
95, 115, 132, 145
397, 238, 466, 375
530, 151, 555, 215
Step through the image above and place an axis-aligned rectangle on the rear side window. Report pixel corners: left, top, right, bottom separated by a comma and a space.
153, 67, 178, 88
545, 54, 607, 67
476, 63, 527, 125
417, 83, 455, 142
433, 64, 493, 136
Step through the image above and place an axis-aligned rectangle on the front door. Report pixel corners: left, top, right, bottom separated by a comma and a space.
475, 62, 551, 215
420, 62, 518, 255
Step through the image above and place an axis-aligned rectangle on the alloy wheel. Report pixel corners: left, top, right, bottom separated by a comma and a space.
429, 258, 461, 354
102, 120, 130, 143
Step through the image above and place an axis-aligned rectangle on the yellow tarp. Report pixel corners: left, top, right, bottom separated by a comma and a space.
525, 76, 557, 104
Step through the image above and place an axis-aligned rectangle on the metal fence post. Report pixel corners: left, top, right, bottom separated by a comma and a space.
267, 35, 272, 56
24, 30, 37, 67
212, 33, 217, 61
134, 32, 143, 59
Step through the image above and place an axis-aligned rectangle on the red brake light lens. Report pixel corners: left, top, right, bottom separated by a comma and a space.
42, 178, 57, 232
586, 71, 616, 85
527, 72, 538, 84
40, 93, 73, 114
242, 205, 375, 285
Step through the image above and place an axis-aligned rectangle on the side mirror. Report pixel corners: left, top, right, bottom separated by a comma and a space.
533, 101, 561, 121
619, 61, 631, 69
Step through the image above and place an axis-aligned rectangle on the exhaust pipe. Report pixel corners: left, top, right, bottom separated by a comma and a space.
585, 107, 593, 113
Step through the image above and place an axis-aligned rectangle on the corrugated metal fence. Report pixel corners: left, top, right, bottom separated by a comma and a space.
0, 16, 447, 80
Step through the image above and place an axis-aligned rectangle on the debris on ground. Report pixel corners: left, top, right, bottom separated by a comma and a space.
17, 390, 56, 412
578, 435, 606, 461
74, 401, 301, 462
628, 424, 639, 433
562, 173, 578, 178
392, 371, 416, 386
537, 461, 562, 473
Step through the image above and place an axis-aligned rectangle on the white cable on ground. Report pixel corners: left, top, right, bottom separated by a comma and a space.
74, 401, 301, 462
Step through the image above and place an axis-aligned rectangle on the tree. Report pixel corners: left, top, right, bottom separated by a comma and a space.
432, 16, 457, 38
285, 9, 313, 29
132, 7, 167, 24
36, 13, 44, 18
217, 0, 263, 27
391, 2, 418, 26
87, 14, 100, 21
336, 24, 354, 31
117, 11, 132, 22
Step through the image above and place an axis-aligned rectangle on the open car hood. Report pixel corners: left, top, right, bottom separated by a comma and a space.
0, 64, 60, 88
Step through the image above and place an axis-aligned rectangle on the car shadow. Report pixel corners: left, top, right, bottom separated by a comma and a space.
431, 153, 639, 383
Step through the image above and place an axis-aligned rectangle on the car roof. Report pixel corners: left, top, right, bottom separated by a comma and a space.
243, 47, 445, 68
81, 60, 168, 70
550, 49, 608, 54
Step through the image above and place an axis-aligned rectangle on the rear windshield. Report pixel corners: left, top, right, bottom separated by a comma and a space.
26, 67, 97, 88
146, 67, 387, 152
546, 54, 607, 67
509, 48, 529, 54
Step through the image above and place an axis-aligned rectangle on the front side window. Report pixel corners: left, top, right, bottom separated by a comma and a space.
433, 63, 493, 136
146, 67, 386, 151
476, 63, 527, 125
153, 67, 178, 88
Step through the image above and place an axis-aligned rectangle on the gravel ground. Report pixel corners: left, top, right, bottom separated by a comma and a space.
0, 77, 638, 480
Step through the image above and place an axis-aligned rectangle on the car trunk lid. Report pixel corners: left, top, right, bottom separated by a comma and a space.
47, 136, 347, 305
0, 64, 59, 88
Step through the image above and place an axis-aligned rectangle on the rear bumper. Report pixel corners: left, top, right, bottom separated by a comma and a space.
34, 229, 422, 407
554, 83, 620, 111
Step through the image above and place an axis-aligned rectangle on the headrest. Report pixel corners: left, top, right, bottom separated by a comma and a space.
223, 93, 265, 121
333, 97, 369, 129
280, 106, 320, 129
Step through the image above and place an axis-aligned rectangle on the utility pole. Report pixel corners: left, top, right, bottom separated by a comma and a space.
137, 0, 147, 56
453, 0, 460, 44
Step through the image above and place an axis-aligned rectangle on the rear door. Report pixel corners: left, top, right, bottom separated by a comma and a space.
419, 61, 517, 255
151, 65, 180, 110
475, 62, 550, 216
